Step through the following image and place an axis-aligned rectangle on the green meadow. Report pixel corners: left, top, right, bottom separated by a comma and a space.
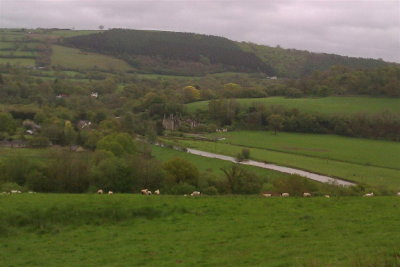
186, 96, 400, 115
0, 57, 35, 66
0, 194, 399, 266
205, 131, 400, 170
164, 133, 400, 189
51, 45, 134, 72
50, 30, 103, 38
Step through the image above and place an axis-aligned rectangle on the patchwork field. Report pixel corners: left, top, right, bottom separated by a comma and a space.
51, 45, 134, 71
163, 132, 400, 189
0, 194, 399, 266
186, 96, 400, 115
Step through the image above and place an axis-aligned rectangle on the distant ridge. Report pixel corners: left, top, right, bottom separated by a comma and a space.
61, 28, 393, 77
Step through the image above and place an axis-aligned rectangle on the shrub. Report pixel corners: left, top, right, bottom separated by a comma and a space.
168, 183, 196, 195
0, 182, 26, 192
163, 157, 199, 187
203, 186, 218, 195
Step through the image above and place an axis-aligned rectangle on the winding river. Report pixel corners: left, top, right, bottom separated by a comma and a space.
186, 148, 355, 186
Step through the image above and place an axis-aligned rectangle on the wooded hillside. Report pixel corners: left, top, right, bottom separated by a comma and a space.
63, 29, 275, 76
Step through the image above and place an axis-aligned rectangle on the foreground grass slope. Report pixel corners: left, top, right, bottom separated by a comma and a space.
0, 194, 399, 266
186, 96, 400, 115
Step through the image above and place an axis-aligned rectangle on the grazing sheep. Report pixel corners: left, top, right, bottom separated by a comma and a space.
141, 189, 149, 195
184, 194, 188, 197
154, 189, 160, 195
97, 189, 104, 194
303, 192, 312, 197
147, 190, 152, 195
108, 191, 113, 195
397, 192, 400, 196
281, 193, 289, 197
190, 191, 201, 196
28, 191, 36, 194
324, 195, 330, 198
363, 192, 374, 197
262, 193, 272, 197
11, 190, 21, 194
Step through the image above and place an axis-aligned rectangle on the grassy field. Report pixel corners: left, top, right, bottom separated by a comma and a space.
163, 134, 400, 189
50, 30, 103, 38
0, 57, 35, 66
205, 131, 400, 170
0, 194, 399, 266
186, 96, 400, 115
51, 45, 134, 72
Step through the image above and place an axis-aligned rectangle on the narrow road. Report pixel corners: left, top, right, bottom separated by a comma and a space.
186, 148, 356, 186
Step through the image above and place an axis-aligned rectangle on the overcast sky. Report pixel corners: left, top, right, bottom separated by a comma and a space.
1, 0, 399, 62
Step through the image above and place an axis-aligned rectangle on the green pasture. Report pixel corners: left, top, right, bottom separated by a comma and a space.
50, 30, 103, 38
0, 42, 14, 49
0, 51, 36, 57
51, 45, 134, 72
165, 137, 400, 189
205, 131, 400, 170
0, 194, 399, 266
186, 96, 400, 115
0, 57, 35, 66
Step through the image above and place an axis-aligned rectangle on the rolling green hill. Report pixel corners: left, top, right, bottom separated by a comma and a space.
0, 28, 396, 79
61, 29, 394, 77
239, 42, 392, 78
62, 29, 275, 76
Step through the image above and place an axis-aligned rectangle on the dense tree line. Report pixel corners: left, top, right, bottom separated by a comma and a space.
287, 65, 400, 97
201, 99, 400, 141
239, 42, 394, 78
62, 29, 275, 75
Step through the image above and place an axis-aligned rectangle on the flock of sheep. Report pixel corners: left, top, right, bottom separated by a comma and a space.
2, 190, 400, 197
96, 189, 201, 197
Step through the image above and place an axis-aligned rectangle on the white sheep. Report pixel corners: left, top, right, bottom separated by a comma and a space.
154, 189, 160, 195
303, 192, 312, 197
262, 193, 272, 197
363, 192, 374, 197
397, 192, 400, 196
190, 191, 201, 196
281, 193, 289, 197
108, 191, 113, 195
324, 195, 330, 198
11, 190, 21, 194
141, 189, 149, 195
97, 189, 104, 194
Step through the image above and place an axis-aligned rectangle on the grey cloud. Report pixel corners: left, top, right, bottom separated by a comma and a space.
0, 0, 399, 62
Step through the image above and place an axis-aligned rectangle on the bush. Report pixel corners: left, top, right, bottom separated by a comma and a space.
272, 175, 318, 196
29, 136, 50, 148
168, 183, 196, 195
0, 182, 26, 192
221, 164, 262, 194
203, 186, 218, 195
163, 157, 199, 187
